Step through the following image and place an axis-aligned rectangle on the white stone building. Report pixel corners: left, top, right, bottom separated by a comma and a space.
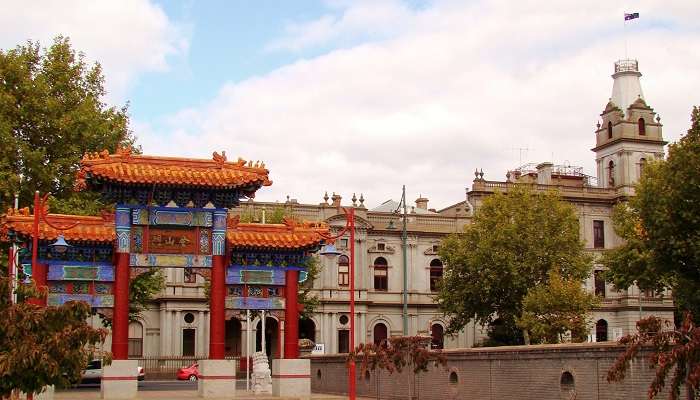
125, 58, 673, 358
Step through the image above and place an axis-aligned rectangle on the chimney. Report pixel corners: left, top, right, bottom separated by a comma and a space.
331, 192, 342, 208
536, 162, 553, 185
415, 196, 428, 210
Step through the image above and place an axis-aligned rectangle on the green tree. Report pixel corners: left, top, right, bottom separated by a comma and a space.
517, 271, 599, 344
97, 269, 166, 327
604, 106, 700, 322
299, 255, 322, 318
437, 186, 591, 344
0, 36, 135, 215
0, 276, 108, 399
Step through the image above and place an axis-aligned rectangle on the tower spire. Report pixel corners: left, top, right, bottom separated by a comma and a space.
611, 59, 644, 117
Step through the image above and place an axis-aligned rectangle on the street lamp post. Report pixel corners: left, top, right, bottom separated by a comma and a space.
319, 207, 356, 400
401, 185, 408, 336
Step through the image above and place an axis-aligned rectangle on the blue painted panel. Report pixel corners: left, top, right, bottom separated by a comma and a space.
225, 296, 285, 310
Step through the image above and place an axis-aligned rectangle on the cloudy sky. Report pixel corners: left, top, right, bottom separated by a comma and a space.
2, 0, 699, 210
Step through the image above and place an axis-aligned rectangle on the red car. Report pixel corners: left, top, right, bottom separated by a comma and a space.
177, 363, 201, 381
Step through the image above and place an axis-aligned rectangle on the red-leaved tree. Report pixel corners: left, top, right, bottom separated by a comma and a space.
348, 336, 447, 400
607, 313, 699, 400
0, 276, 109, 399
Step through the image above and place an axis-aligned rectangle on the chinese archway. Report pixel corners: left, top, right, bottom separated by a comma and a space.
1, 149, 328, 361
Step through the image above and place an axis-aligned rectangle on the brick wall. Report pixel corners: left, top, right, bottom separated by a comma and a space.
308, 342, 688, 399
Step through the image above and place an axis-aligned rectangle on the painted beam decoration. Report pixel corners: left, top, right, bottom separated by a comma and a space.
47, 262, 114, 281
47, 293, 115, 307
131, 207, 214, 227
130, 253, 212, 268
225, 296, 285, 310
226, 266, 286, 285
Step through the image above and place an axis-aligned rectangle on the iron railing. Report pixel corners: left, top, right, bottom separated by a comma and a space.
129, 356, 244, 380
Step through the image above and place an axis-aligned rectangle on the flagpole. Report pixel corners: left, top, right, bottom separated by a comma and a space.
623, 14, 628, 59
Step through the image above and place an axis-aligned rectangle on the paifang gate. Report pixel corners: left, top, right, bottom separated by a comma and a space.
1, 149, 328, 362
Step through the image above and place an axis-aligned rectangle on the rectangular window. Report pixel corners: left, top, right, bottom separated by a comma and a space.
593, 220, 605, 249
338, 330, 350, 353
182, 328, 196, 357
340, 238, 348, 249
430, 269, 442, 292
127, 339, 142, 358
338, 265, 349, 286
374, 267, 388, 291
377, 243, 386, 251
594, 270, 606, 298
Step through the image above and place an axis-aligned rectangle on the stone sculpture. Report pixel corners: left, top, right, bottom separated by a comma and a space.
251, 351, 272, 394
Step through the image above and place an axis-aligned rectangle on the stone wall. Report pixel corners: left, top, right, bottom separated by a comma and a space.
308, 342, 686, 399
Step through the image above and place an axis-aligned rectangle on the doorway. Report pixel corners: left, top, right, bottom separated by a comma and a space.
255, 317, 279, 358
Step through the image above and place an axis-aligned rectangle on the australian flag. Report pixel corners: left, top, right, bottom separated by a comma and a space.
624, 12, 640, 21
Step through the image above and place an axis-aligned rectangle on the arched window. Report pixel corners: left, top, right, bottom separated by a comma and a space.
431, 324, 444, 349
639, 157, 647, 177
128, 322, 143, 358
373, 323, 388, 346
608, 160, 615, 187
373, 257, 388, 291
607, 121, 613, 139
429, 259, 443, 292
338, 255, 349, 286
595, 319, 608, 342
638, 118, 646, 135
299, 318, 316, 342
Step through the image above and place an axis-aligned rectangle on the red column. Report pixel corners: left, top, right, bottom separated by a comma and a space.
284, 269, 299, 359
112, 252, 130, 359
29, 191, 46, 306
209, 254, 226, 359
7, 246, 14, 304
32, 263, 47, 306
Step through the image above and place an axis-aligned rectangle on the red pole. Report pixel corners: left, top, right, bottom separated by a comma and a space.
28, 191, 45, 306
209, 254, 226, 359
348, 208, 356, 400
7, 246, 14, 304
112, 251, 130, 359
284, 269, 299, 359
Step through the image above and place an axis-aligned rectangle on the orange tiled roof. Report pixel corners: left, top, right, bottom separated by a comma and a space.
76, 149, 272, 190
227, 216, 329, 249
1, 208, 116, 243
1, 210, 328, 250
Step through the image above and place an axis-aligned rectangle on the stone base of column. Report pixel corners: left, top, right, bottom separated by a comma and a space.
272, 359, 311, 399
101, 360, 138, 399
197, 359, 236, 398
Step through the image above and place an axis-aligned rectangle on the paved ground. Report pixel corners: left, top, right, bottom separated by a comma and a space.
55, 381, 364, 399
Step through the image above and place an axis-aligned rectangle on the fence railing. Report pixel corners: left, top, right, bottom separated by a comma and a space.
130, 356, 244, 380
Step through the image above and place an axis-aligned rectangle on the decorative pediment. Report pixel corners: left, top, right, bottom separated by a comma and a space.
368, 242, 395, 254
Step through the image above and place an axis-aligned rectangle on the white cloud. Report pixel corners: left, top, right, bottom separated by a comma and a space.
139, 0, 700, 209
0, 0, 188, 102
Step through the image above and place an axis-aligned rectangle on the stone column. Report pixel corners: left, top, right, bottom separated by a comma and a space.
360, 312, 367, 345
159, 307, 167, 356
175, 310, 182, 356
197, 311, 205, 357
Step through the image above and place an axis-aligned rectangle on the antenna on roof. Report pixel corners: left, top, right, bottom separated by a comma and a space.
511, 146, 534, 166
